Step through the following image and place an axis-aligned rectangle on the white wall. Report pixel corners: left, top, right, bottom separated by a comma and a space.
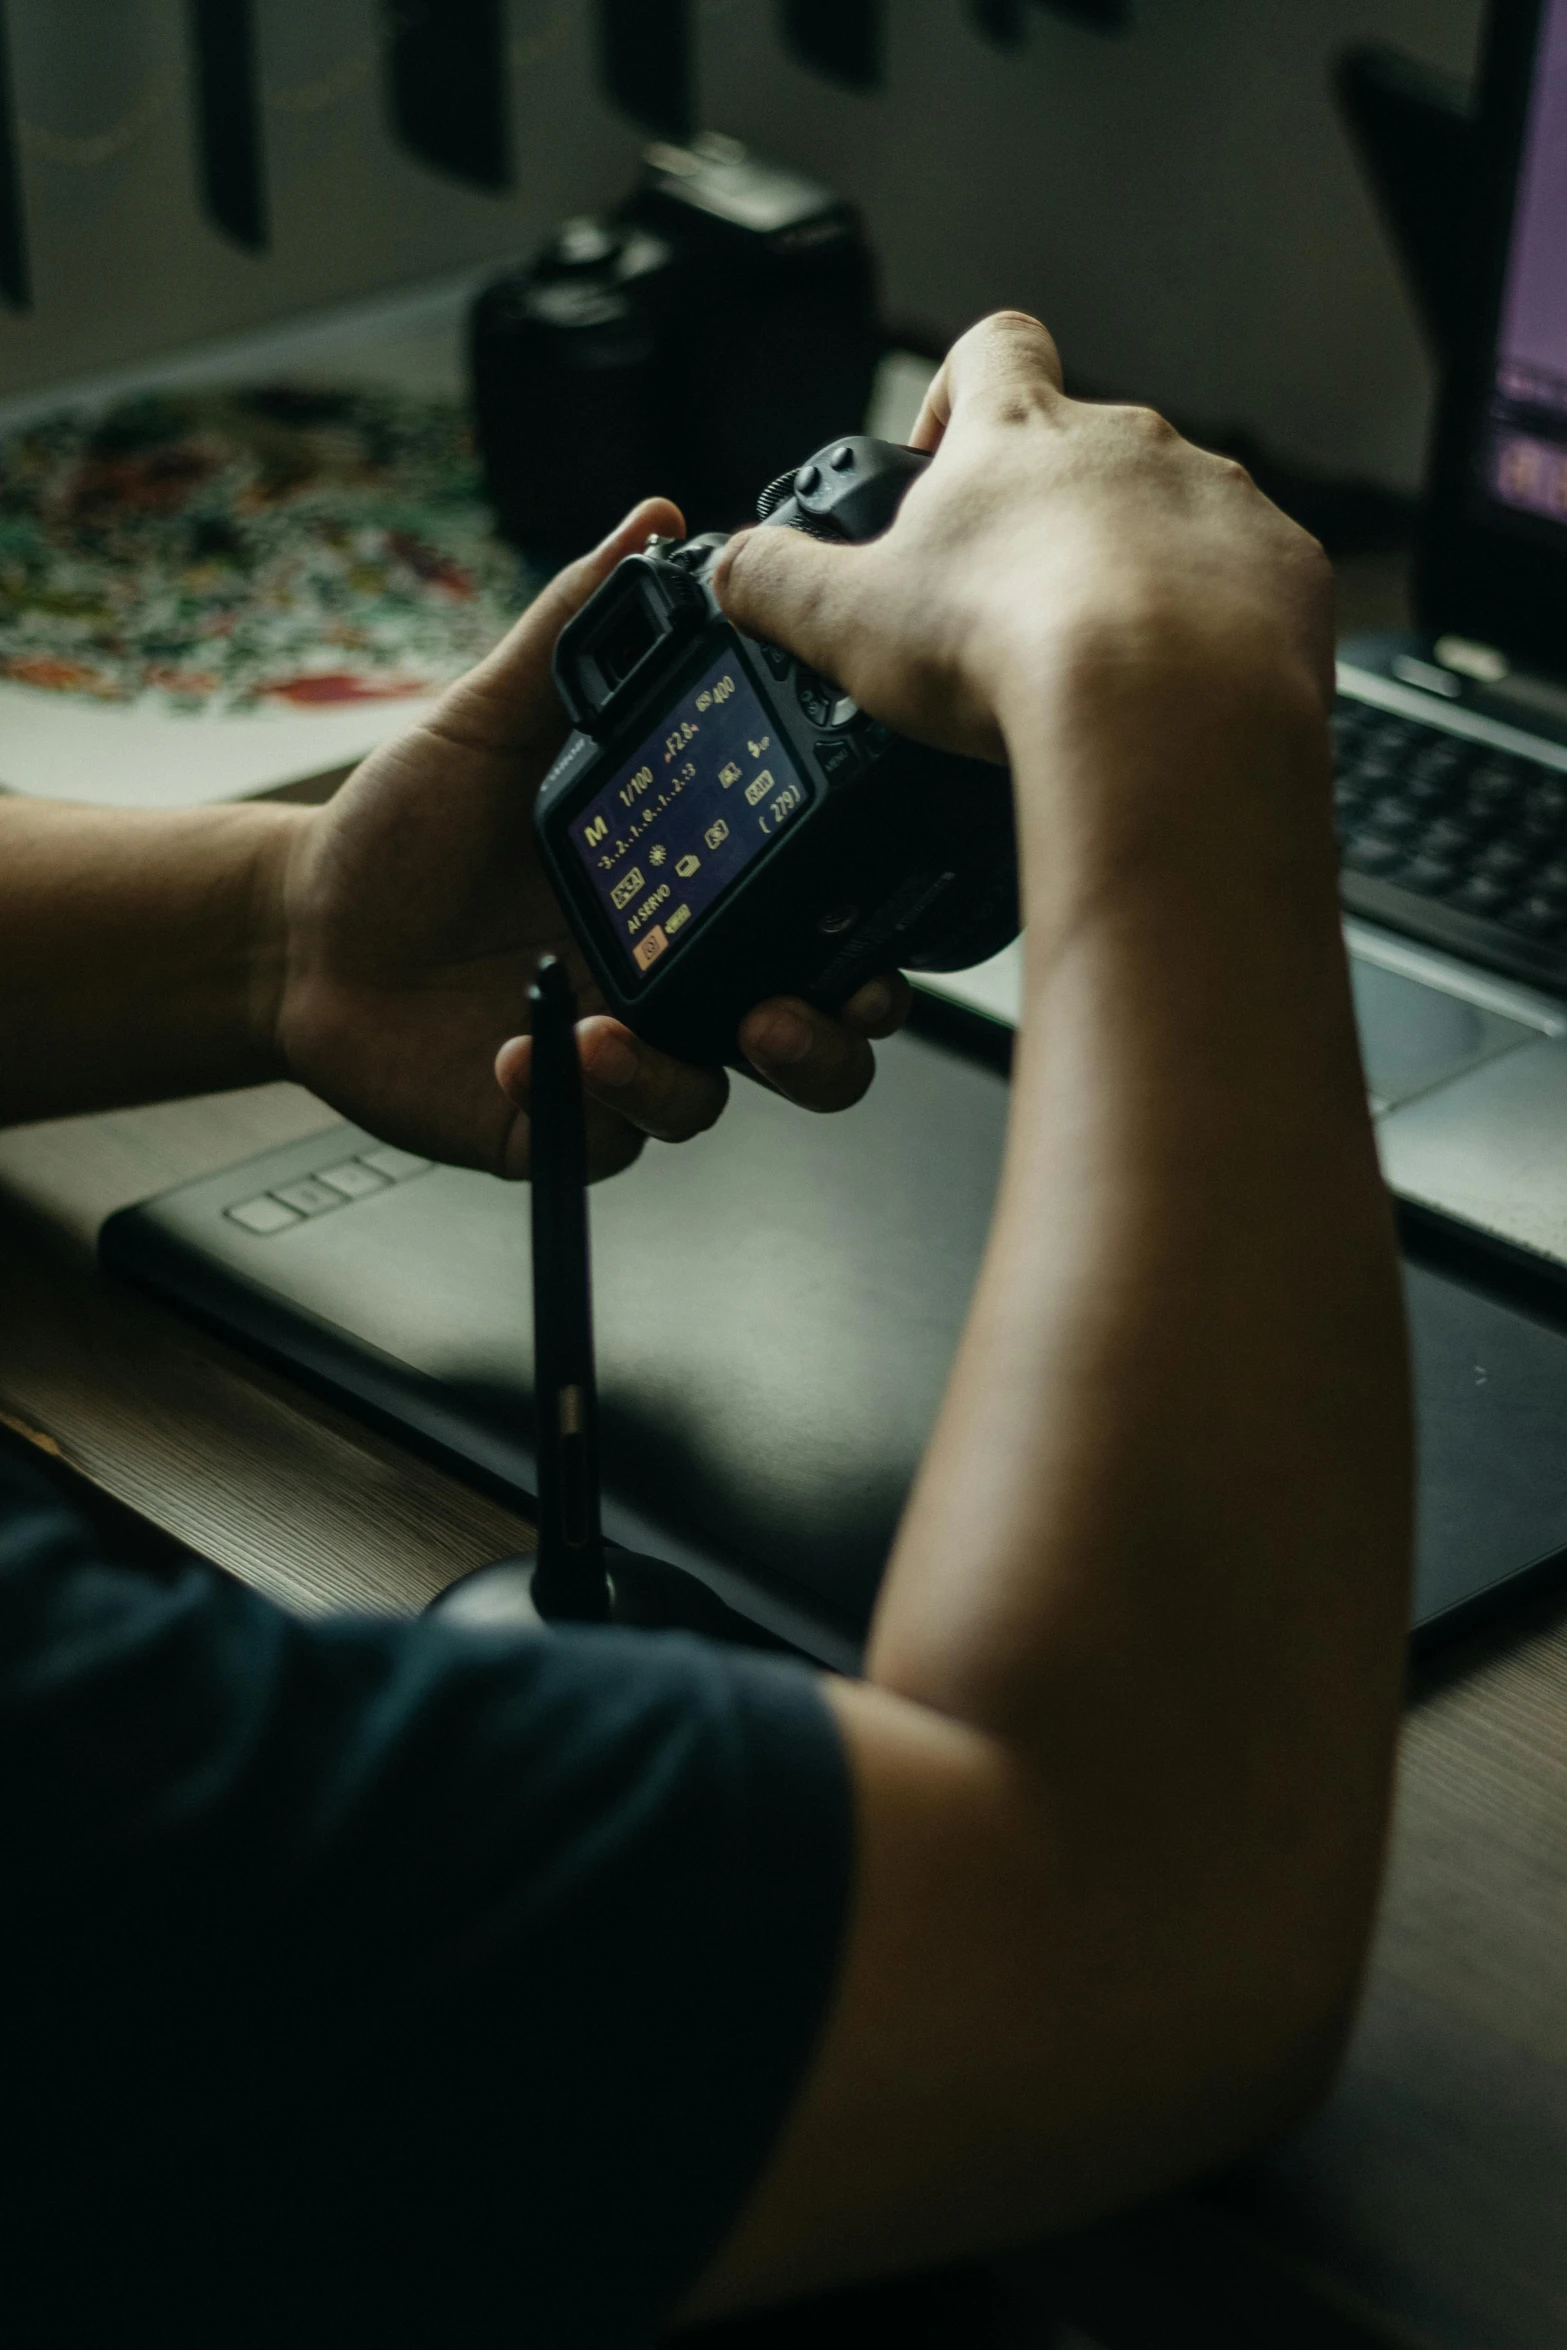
0, 0, 643, 394
0, 1, 1483, 488
697, 0, 1484, 489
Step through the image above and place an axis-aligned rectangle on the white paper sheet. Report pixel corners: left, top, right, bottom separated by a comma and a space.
0, 681, 442, 808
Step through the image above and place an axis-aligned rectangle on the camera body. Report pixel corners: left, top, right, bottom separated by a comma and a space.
534, 437, 1019, 1068
470, 136, 880, 560
470, 216, 675, 565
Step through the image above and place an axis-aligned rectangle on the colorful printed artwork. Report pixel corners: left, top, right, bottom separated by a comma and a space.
0, 385, 535, 713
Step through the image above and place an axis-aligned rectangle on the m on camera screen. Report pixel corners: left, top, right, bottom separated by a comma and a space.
568, 653, 810, 979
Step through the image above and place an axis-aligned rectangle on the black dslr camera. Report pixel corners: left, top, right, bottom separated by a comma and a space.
534, 438, 1019, 1067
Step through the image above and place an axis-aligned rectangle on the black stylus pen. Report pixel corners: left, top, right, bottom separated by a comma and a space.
527, 958, 612, 1622
429, 963, 782, 1644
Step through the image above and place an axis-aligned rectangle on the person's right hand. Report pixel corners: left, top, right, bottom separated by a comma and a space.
712, 310, 1334, 773
683, 318, 1404, 2335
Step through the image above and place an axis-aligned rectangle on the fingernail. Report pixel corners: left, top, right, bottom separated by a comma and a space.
750, 1008, 813, 1066
852, 978, 893, 1026
584, 1032, 639, 1090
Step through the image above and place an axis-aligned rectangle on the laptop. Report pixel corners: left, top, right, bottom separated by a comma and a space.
100, 0, 1567, 1658
931, 0, 1567, 1296
1328, 0, 1567, 1280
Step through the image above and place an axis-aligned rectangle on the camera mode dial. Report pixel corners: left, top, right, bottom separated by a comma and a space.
796, 666, 860, 731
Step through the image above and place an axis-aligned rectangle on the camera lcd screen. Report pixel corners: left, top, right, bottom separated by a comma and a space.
568, 650, 810, 980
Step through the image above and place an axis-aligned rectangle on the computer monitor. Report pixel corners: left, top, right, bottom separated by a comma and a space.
1419, 0, 1567, 667
1482, 0, 1567, 535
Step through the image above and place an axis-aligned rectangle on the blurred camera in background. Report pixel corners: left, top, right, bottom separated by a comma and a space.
470, 134, 881, 562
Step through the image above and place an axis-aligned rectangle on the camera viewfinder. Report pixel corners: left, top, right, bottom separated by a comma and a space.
555, 555, 704, 735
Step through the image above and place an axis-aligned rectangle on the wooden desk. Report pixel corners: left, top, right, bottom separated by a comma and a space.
6, 1092, 1565, 2350
0, 1085, 534, 1615
1010, 1588, 1567, 2350
2, 554, 1563, 2350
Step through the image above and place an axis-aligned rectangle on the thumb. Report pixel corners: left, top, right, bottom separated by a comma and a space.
713, 524, 869, 693
435, 496, 686, 758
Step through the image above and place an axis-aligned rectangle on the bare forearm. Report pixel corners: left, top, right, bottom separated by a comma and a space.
874, 647, 1410, 1973
684, 324, 1414, 2316
0, 801, 303, 1126
698, 681, 1410, 2306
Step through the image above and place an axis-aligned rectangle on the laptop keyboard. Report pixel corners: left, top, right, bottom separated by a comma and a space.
1334, 696, 1567, 989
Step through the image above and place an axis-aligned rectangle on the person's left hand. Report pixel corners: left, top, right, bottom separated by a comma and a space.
273, 500, 909, 1181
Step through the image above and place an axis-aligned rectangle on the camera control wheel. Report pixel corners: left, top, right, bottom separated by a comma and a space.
796, 665, 859, 730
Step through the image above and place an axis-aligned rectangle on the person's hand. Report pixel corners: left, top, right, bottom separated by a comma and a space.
714, 310, 1334, 775
271, 501, 910, 1181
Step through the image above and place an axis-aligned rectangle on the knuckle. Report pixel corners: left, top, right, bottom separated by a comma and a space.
1296, 531, 1331, 585
1118, 403, 1175, 444
721, 521, 759, 573
975, 308, 1054, 359
1301, 541, 1336, 620
717, 528, 797, 628
983, 307, 1051, 350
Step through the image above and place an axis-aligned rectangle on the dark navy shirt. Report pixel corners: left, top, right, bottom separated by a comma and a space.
0, 1446, 851, 2348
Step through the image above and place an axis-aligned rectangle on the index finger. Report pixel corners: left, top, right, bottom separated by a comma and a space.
532, 1016, 730, 1146
909, 310, 1066, 454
